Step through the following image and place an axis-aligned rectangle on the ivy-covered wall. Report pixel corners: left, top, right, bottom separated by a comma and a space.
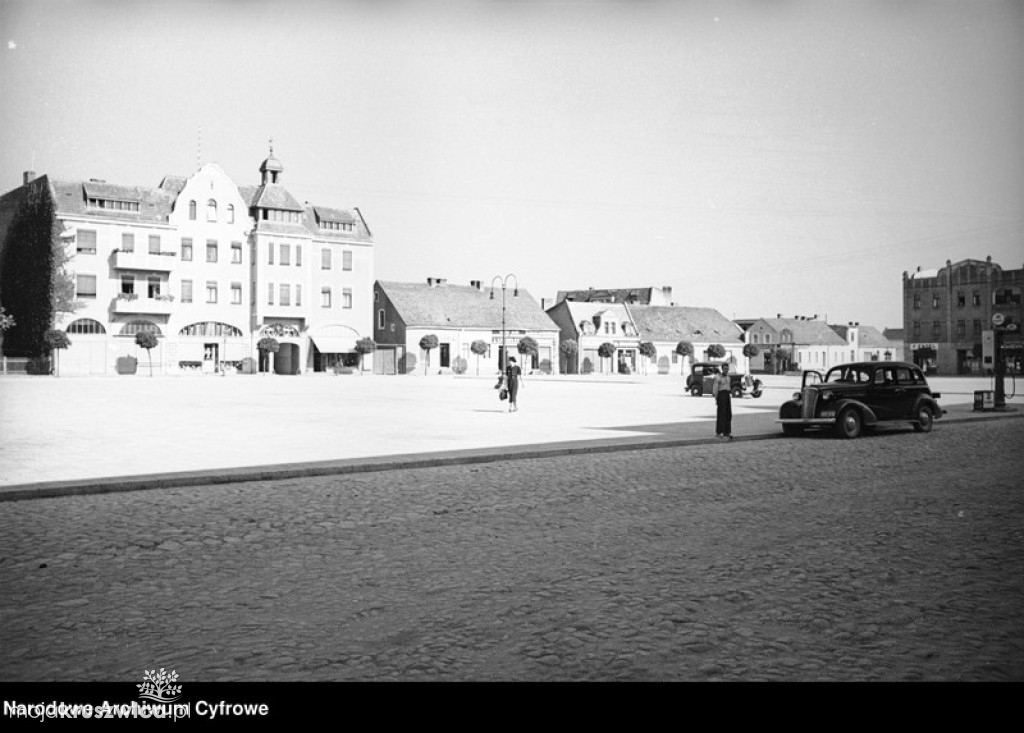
0, 178, 59, 357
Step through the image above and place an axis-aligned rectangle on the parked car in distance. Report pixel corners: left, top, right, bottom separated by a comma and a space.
777, 361, 943, 439
686, 361, 763, 398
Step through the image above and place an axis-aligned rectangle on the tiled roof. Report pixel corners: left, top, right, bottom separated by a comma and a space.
51, 179, 175, 223
629, 305, 743, 343
556, 287, 655, 304
158, 175, 188, 195
312, 206, 355, 223
251, 184, 304, 211
759, 318, 847, 346
379, 281, 558, 331
856, 325, 892, 347
830, 324, 892, 347
883, 328, 904, 340
302, 207, 370, 241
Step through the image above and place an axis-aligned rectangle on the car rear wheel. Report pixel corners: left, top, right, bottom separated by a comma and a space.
782, 424, 804, 437
751, 380, 763, 398
689, 385, 701, 397
913, 406, 934, 433
836, 407, 862, 439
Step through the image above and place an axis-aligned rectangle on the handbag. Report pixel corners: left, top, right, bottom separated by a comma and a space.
499, 388, 508, 401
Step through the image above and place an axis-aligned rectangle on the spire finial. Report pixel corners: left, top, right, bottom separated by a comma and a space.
269, 137, 274, 155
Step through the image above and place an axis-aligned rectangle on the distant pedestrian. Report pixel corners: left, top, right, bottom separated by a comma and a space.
712, 364, 733, 439
505, 357, 523, 412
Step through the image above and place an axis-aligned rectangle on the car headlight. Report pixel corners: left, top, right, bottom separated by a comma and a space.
821, 390, 833, 401
792, 392, 802, 401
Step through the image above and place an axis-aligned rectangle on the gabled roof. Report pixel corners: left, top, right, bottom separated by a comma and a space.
629, 305, 743, 343
756, 318, 846, 346
830, 324, 892, 347
855, 325, 892, 347
883, 328, 904, 341
378, 281, 558, 331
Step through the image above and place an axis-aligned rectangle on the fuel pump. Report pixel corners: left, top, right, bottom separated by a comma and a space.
990, 313, 1019, 409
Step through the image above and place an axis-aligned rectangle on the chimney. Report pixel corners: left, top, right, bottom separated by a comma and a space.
470, 280, 481, 290
427, 277, 436, 287
23, 171, 36, 185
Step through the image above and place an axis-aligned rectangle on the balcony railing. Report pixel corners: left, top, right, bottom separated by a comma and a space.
112, 294, 175, 315
112, 250, 178, 271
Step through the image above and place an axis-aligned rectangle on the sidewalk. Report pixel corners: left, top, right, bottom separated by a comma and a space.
0, 372, 1019, 501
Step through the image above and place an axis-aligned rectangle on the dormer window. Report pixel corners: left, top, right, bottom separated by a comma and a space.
262, 209, 301, 223
87, 197, 139, 212
319, 220, 355, 232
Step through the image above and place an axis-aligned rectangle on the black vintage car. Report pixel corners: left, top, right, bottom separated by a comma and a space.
686, 361, 763, 398
778, 361, 943, 439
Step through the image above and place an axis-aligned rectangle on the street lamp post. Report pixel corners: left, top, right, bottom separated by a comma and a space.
490, 274, 518, 374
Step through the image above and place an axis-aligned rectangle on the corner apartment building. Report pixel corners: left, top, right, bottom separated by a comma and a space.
0, 149, 373, 375
903, 257, 1023, 375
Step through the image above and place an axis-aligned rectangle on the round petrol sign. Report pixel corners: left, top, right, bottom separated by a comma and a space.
992, 313, 1005, 326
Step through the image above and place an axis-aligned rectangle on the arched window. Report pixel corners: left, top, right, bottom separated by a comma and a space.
119, 320, 162, 337
227, 204, 235, 224
207, 199, 218, 222
188, 200, 197, 220
66, 318, 107, 334
178, 322, 243, 338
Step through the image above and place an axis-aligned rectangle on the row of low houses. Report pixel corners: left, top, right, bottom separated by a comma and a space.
10, 148, 1012, 378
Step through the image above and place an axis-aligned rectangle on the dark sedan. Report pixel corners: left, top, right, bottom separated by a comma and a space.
778, 361, 943, 438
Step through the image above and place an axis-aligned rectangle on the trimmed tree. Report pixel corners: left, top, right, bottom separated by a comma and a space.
560, 338, 578, 374
419, 334, 439, 374
355, 337, 376, 375
707, 343, 726, 359
43, 329, 70, 377
470, 339, 488, 376
135, 331, 159, 377
598, 341, 616, 374
743, 343, 759, 358
257, 336, 280, 374
638, 341, 657, 375
675, 340, 694, 375
517, 336, 538, 370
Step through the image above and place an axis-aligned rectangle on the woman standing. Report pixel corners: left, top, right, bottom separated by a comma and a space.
505, 357, 524, 412
712, 364, 733, 439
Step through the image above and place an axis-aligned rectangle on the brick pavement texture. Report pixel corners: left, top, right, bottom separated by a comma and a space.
1, 418, 1022, 682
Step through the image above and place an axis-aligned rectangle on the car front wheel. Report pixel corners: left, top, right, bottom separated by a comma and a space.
689, 385, 701, 397
731, 386, 743, 399
836, 407, 862, 439
751, 380, 763, 398
913, 406, 934, 433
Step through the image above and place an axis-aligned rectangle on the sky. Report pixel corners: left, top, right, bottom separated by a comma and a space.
1, 0, 1021, 330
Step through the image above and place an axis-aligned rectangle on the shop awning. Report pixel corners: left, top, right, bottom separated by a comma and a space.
309, 336, 357, 353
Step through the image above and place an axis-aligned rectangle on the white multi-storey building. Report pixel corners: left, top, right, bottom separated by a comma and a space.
0, 148, 374, 375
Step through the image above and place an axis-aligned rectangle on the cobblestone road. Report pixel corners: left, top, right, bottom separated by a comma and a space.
2, 419, 1022, 682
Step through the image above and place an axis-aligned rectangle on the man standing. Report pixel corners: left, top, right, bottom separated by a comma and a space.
712, 364, 733, 439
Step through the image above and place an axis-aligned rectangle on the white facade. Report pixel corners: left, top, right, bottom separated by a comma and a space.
36, 156, 373, 376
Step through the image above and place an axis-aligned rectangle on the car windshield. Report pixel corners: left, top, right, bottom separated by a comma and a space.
824, 366, 873, 384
